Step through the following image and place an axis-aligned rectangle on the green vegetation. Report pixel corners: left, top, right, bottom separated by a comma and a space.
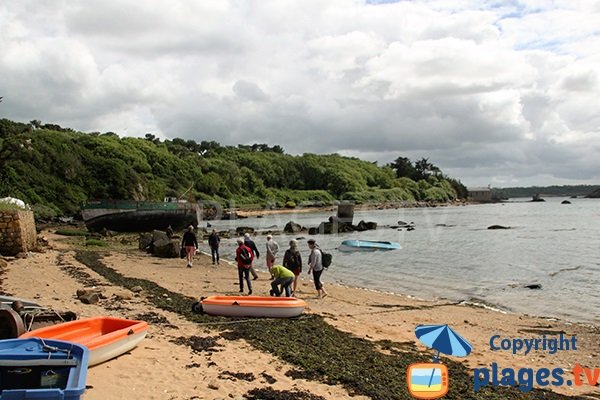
85, 238, 107, 247
0, 118, 466, 216
74, 250, 570, 400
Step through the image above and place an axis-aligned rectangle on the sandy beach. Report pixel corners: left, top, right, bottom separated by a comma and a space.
1, 230, 599, 399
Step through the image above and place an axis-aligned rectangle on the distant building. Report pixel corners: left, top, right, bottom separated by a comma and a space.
468, 187, 492, 203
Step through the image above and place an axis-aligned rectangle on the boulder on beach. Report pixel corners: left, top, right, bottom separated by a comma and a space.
561, 200, 571, 204
284, 221, 304, 234
138, 230, 180, 258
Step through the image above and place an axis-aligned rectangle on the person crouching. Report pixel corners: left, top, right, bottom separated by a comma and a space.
270, 265, 295, 297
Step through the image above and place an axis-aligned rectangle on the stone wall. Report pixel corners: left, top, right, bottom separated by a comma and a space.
0, 210, 37, 256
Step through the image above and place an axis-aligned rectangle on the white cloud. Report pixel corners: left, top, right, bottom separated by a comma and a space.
1, 0, 600, 187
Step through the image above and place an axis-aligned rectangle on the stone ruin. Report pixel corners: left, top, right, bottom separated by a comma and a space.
0, 210, 37, 256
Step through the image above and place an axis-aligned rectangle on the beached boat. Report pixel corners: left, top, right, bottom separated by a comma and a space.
199, 296, 307, 318
20, 317, 148, 366
0, 337, 89, 400
81, 198, 200, 232
338, 239, 402, 252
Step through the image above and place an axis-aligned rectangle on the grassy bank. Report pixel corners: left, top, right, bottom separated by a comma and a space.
74, 250, 571, 400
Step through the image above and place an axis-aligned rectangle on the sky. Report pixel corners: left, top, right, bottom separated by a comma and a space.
1, 0, 600, 188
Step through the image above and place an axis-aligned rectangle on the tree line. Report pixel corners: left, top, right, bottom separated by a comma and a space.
0, 118, 467, 218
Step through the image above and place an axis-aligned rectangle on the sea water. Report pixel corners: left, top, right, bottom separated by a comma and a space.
203, 197, 600, 324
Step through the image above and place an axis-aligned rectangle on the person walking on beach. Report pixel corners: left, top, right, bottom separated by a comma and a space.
307, 239, 327, 298
244, 233, 260, 280
181, 225, 198, 268
236, 239, 254, 295
265, 235, 279, 278
283, 239, 302, 296
208, 229, 220, 265
270, 265, 294, 297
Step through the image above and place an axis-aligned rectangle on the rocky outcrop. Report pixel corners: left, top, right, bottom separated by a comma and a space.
308, 219, 377, 235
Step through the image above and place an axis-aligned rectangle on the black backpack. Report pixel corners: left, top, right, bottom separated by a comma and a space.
239, 247, 252, 265
320, 249, 332, 268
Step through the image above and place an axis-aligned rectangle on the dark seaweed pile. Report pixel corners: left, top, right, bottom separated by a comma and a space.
170, 335, 222, 354
74, 251, 579, 400
244, 387, 327, 400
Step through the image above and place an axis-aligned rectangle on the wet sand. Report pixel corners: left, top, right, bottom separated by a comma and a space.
1, 231, 598, 399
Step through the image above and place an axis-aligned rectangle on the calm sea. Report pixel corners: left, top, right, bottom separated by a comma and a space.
203, 198, 600, 324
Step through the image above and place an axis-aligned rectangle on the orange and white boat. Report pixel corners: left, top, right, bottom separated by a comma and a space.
20, 316, 148, 366
199, 296, 307, 318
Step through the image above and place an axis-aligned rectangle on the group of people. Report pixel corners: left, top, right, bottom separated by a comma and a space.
180, 226, 327, 298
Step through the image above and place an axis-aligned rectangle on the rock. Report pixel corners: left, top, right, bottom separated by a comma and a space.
318, 222, 334, 234
308, 227, 318, 235
112, 291, 132, 301
488, 225, 510, 230
152, 230, 169, 244
79, 292, 99, 304
138, 233, 153, 250
153, 239, 179, 258
561, 200, 571, 204
131, 286, 143, 293
0, 259, 7, 269
284, 221, 304, 234
236, 227, 255, 235
524, 283, 542, 290
365, 221, 377, 230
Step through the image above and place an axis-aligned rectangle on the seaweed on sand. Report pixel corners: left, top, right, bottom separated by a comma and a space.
75, 251, 575, 400
244, 387, 327, 400
170, 335, 222, 354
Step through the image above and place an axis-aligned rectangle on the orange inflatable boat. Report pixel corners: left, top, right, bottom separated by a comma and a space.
199, 296, 307, 318
20, 316, 148, 366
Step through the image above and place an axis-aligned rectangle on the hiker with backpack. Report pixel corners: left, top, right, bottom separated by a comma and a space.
243, 233, 260, 280
283, 239, 302, 296
307, 239, 328, 298
236, 239, 254, 295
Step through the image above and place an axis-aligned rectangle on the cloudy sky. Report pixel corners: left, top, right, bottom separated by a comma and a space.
1, 1, 600, 187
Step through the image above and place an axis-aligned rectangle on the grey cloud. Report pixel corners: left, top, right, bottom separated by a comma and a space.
233, 80, 269, 102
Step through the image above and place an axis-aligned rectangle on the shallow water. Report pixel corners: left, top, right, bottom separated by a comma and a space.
203, 198, 600, 324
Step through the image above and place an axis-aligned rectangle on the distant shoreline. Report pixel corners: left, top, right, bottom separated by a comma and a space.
235, 199, 472, 217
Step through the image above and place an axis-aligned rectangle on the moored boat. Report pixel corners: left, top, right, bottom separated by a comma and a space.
20, 317, 148, 366
0, 337, 89, 400
339, 239, 401, 252
81, 198, 200, 232
199, 296, 307, 318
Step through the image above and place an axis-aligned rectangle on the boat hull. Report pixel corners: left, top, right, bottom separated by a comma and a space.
0, 338, 88, 400
20, 317, 148, 366
201, 296, 307, 318
339, 240, 401, 251
81, 200, 200, 232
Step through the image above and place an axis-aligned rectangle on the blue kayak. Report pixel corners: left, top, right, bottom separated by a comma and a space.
0, 338, 89, 400
339, 240, 401, 251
